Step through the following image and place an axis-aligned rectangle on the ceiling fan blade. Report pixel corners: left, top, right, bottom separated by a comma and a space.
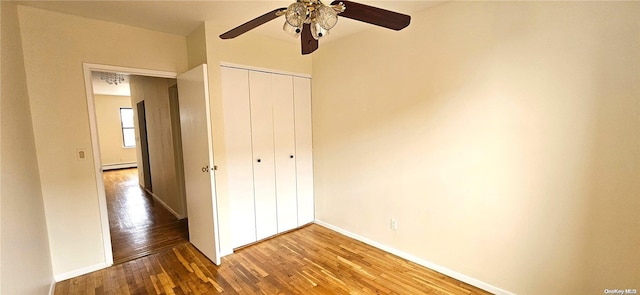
220, 8, 287, 39
301, 23, 319, 55
331, 1, 411, 31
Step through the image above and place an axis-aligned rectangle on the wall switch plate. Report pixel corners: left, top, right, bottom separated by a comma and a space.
390, 218, 398, 231
77, 149, 87, 161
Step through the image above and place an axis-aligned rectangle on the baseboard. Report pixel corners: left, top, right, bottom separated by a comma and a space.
313, 220, 514, 295
143, 188, 187, 220
54, 262, 107, 282
102, 162, 137, 171
220, 248, 234, 257
49, 278, 56, 295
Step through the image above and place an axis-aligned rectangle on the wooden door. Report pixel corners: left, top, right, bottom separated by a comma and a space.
294, 77, 314, 225
221, 67, 257, 248
136, 101, 152, 191
249, 71, 278, 240
272, 74, 298, 233
177, 64, 221, 265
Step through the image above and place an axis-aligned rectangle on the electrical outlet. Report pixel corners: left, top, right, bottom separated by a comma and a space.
390, 218, 398, 231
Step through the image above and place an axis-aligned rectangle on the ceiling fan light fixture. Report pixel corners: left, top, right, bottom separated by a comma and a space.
285, 2, 308, 27
283, 21, 302, 38
315, 4, 338, 30
310, 22, 329, 40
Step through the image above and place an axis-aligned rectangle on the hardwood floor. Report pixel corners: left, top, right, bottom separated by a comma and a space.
55, 224, 492, 295
105, 168, 189, 264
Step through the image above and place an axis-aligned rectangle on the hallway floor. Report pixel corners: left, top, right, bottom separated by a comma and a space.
104, 168, 189, 264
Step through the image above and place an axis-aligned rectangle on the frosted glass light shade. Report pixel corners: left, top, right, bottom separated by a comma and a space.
316, 5, 338, 30
311, 22, 329, 40
285, 2, 308, 27
283, 21, 301, 38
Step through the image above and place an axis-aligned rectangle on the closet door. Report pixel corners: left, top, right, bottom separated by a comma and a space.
294, 77, 314, 225
249, 71, 278, 240
221, 67, 257, 248
272, 74, 298, 233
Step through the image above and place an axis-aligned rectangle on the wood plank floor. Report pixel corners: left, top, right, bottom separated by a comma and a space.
105, 168, 189, 264
55, 224, 492, 295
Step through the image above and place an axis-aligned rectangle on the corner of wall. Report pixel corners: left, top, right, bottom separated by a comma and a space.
49, 280, 56, 295
1, 1, 55, 293
187, 23, 207, 69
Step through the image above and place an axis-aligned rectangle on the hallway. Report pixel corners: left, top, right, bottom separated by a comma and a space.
104, 168, 189, 264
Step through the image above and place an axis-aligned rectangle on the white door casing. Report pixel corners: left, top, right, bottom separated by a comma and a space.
84, 63, 178, 271
177, 64, 221, 265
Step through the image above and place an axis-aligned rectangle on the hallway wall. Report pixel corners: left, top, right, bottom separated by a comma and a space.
94, 94, 137, 169
129, 76, 186, 218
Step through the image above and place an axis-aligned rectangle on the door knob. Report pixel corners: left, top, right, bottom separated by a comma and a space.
201, 166, 209, 172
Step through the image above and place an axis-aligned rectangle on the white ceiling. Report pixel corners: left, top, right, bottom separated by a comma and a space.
14, 1, 443, 43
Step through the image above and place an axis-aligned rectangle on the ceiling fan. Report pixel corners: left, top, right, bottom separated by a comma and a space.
219, 0, 411, 55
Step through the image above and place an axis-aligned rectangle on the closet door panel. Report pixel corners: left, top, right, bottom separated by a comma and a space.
294, 77, 314, 225
249, 71, 278, 240
272, 74, 298, 233
221, 67, 257, 248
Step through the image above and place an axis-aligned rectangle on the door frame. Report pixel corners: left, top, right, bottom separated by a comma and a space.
82, 63, 177, 266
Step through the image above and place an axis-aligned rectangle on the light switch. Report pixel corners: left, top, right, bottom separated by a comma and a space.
77, 149, 87, 161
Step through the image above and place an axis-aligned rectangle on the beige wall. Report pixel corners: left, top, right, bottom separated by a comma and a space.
187, 24, 207, 69
203, 23, 312, 254
312, 1, 640, 294
130, 76, 186, 218
1, 2, 54, 294
94, 94, 137, 167
16, 5, 188, 278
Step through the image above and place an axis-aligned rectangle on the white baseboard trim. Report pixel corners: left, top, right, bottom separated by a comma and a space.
102, 162, 137, 171
144, 188, 187, 220
220, 248, 234, 257
313, 219, 514, 295
54, 262, 107, 282
49, 279, 56, 295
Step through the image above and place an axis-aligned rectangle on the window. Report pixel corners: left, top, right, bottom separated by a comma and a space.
120, 108, 136, 147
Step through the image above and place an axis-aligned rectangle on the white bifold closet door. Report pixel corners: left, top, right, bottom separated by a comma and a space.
221, 67, 257, 248
249, 71, 279, 240
272, 74, 298, 233
293, 77, 314, 225
223, 66, 313, 250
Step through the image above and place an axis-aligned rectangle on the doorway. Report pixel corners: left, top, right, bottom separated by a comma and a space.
86, 64, 192, 265
103, 168, 188, 264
